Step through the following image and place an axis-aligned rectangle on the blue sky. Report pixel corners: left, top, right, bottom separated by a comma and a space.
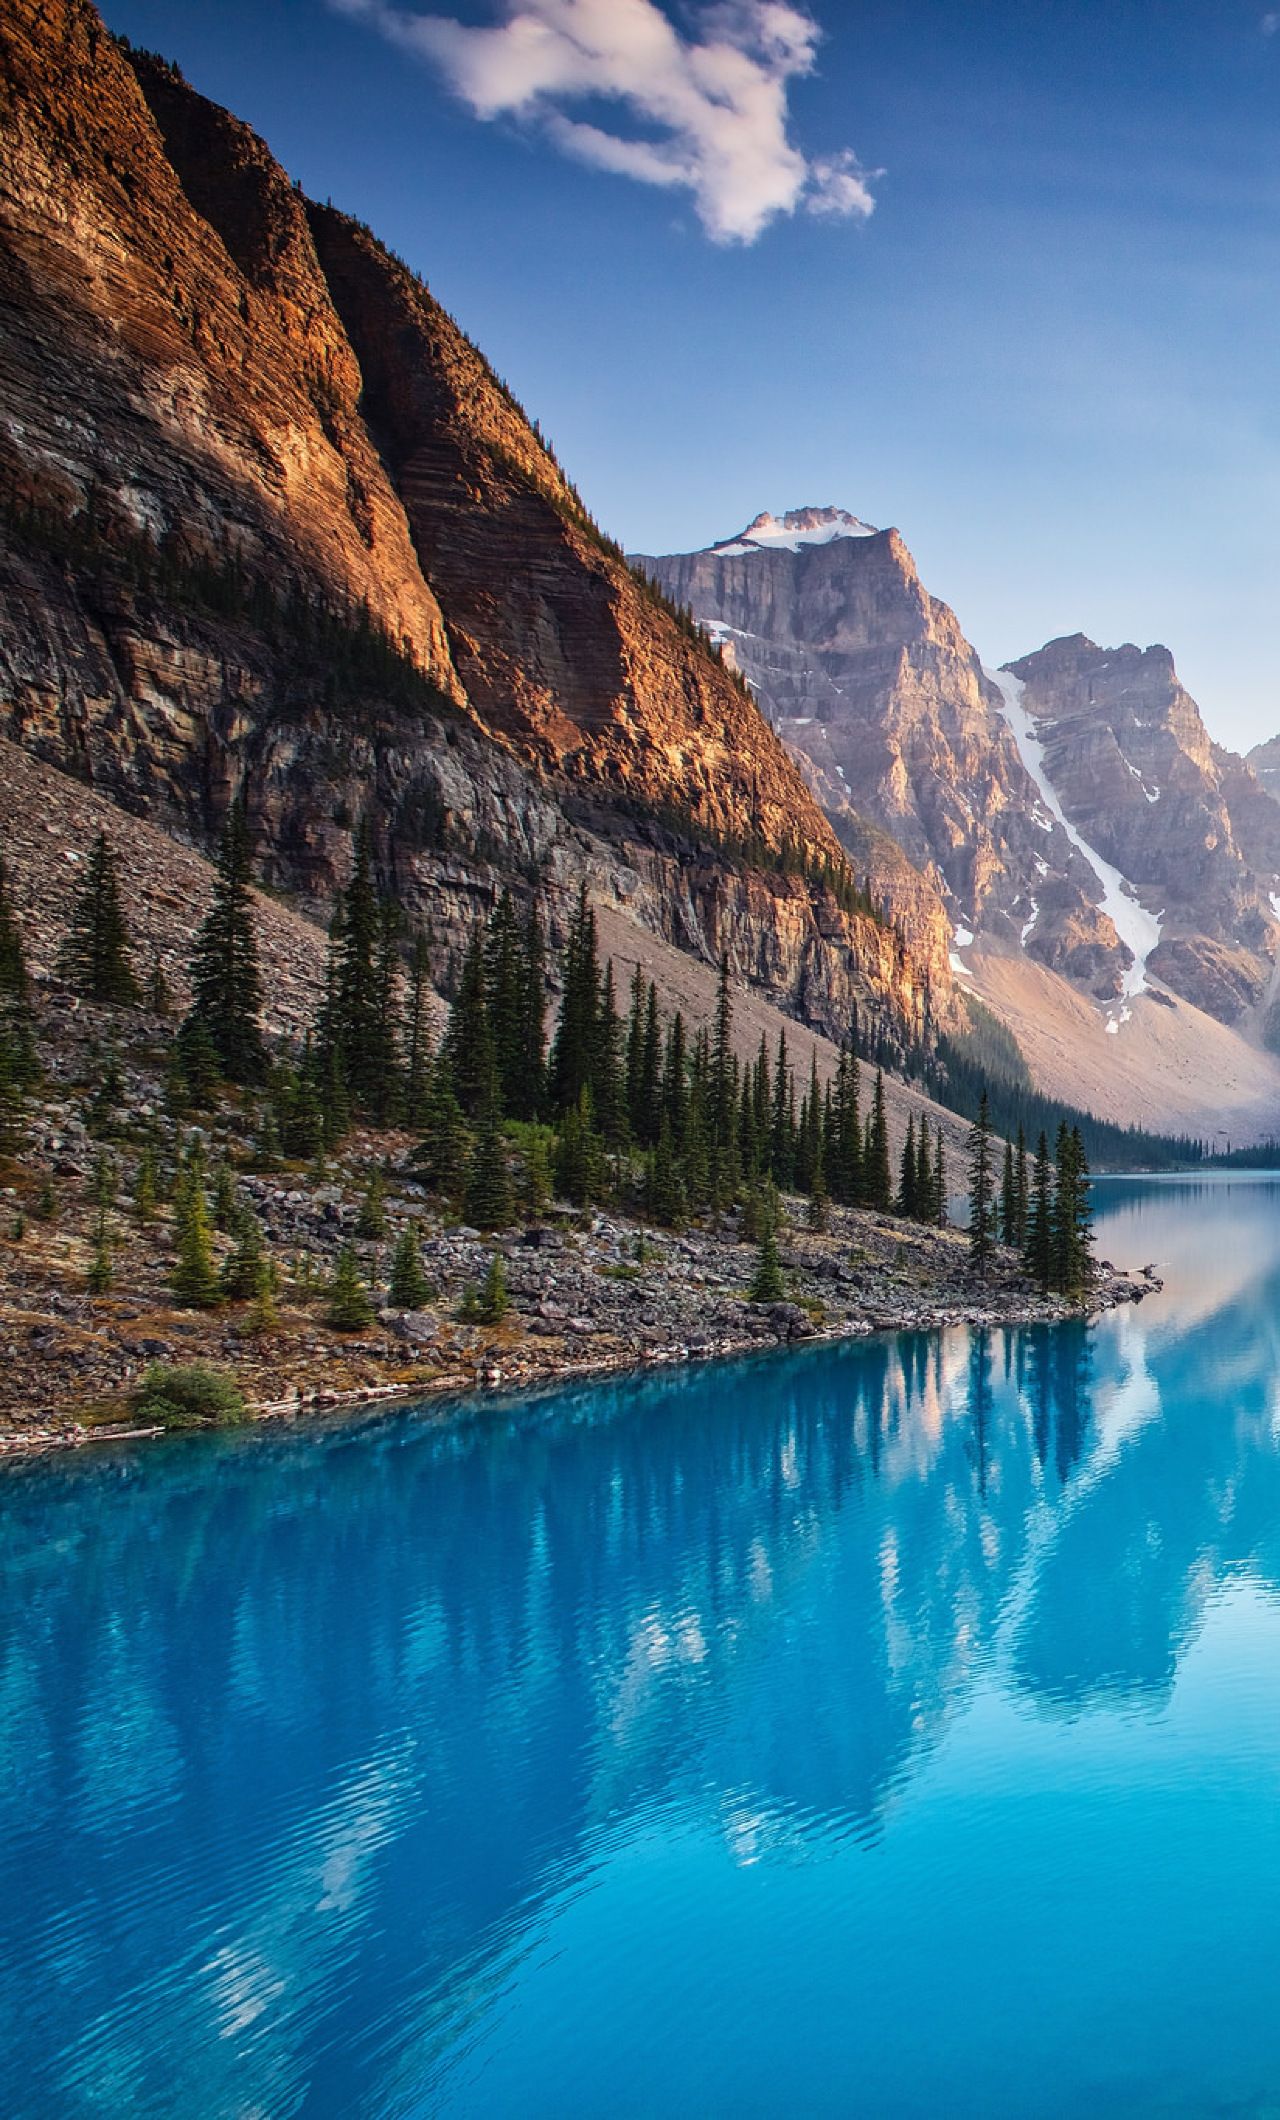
102, 0, 1280, 747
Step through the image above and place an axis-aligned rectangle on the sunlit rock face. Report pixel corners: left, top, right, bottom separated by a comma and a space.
1010, 636, 1280, 1020
640, 517, 1280, 1024
0, 0, 956, 1044
635, 513, 1127, 1000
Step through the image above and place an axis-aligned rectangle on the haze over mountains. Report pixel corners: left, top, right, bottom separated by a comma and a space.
3, 0, 1280, 1143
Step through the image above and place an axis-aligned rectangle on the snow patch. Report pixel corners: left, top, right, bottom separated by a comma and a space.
949, 922, 975, 979
1020, 900, 1038, 945
1269, 892, 1280, 923
985, 664, 1164, 1032
1124, 757, 1160, 803
711, 506, 878, 557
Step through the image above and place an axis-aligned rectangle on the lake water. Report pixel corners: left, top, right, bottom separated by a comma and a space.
4, 1176, 1280, 2116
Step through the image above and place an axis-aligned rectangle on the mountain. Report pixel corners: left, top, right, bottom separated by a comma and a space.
1007, 636, 1280, 1021
1248, 734, 1280, 803
634, 508, 1129, 995
0, 1, 954, 1046
638, 509, 1280, 1026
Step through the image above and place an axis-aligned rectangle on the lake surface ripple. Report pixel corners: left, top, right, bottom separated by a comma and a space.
4, 1176, 1280, 2116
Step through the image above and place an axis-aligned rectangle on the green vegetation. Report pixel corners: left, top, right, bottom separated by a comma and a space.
134, 1362, 248, 1430
64, 832, 138, 1006
326, 1245, 374, 1331
185, 801, 266, 1084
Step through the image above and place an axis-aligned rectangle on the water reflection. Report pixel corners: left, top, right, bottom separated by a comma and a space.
3, 1177, 1280, 2115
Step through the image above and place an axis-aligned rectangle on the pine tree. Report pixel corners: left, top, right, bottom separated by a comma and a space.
808, 1144, 830, 1232
356, 1168, 387, 1239
520, 1129, 553, 1216
832, 1046, 863, 1204
663, 1010, 689, 1145
171, 1151, 221, 1308
1024, 1130, 1053, 1293
549, 885, 600, 1115
898, 1115, 918, 1218
867, 1070, 892, 1210
1051, 1124, 1094, 1295
710, 954, 736, 1153
175, 1018, 222, 1106
749, 1222, 785, 1302
326, 1244, 373, 1331
322, 821, 401, 1117
184, 801, 264, 1081
967, 1090, 996, 1277
444, 927, 497, 1119
770, 1029, 794, 1187
1069, 1126, 1094, 1292
464, 1098, 513, 1230
625, 962, 646, 1134
1014, 1123, 1029, 1250
636, 982, 663, 1147
592, 961, 629, 1152
553, 1084, 604, 1206
246, 1257, 279, 1335
478, 1254, 509, 1324
418, 1051, 471, 1199
1001, 1139, 1017, 1246
1050, 1122, 1074, 1292
403, 933, 434, 1130
516, 903, 547, 1120
366, 904, 404, 1125
645, 1113, 686, 1228
388, 1223, 431, 1308
66, 832, 138, 1005
212, 1158, 237, 1232
933, 1124, 949, 1226
485, 891, 526, 1117
221, 1204, 268, 1300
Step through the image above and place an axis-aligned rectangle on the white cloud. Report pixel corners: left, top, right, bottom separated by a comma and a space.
331, 0, 877, 244
1263, 10, 1280, 33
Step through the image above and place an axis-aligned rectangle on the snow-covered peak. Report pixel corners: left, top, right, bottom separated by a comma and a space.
710, 506, 879, 557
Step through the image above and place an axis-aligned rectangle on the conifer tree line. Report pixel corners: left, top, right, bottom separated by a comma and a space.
966, 1099, 1094, 1295
5, 808, 1107, 1300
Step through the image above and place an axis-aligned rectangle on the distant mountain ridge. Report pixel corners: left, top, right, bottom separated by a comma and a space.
634, 508, 1128, 997
638, 510, 1280, 1031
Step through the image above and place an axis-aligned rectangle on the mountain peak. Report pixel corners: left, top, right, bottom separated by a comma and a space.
710, 505, 879, 556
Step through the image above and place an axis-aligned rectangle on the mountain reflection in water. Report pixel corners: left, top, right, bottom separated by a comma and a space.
4, 1176, 1280, 2117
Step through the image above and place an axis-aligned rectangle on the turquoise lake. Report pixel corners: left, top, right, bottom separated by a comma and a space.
5, 1175, 1280, 2115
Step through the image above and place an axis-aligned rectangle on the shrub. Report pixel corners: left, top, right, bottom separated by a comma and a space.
134, 1362, 248, 1429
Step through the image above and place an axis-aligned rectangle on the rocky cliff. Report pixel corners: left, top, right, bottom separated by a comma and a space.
636, 508, 1128, 995
0, 0, 955, 1046
640, 510, 1280, 1028
1008, 636, 1280, 1019
1248, 733, 1280, 803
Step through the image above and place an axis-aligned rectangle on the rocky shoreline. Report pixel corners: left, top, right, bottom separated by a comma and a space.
0, 1173, 1161, 1460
